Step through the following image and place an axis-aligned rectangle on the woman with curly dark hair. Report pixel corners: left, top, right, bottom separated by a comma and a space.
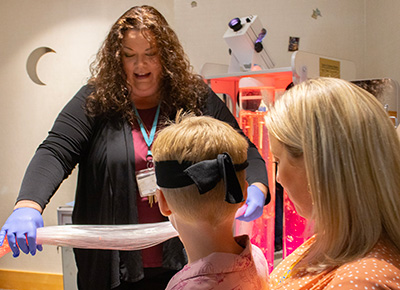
0, 5, 269, 290
86, 5, 209, 123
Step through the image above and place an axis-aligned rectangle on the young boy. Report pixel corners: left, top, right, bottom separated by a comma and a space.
152, 115, 269, 290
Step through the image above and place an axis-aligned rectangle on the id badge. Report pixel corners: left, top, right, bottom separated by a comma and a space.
136, 167, 157, 198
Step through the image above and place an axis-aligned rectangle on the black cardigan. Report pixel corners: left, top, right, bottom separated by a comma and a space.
17, 85, 269, 289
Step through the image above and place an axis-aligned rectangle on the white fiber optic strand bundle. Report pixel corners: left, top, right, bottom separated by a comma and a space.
36, 221, 178, 250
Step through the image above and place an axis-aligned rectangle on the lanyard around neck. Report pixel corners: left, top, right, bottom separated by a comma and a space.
133, 104, 161, 157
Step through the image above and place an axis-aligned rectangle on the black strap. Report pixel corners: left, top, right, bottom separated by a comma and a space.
155, 153, 248, 204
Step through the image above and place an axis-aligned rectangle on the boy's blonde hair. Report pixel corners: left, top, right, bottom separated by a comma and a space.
152, 115, 248, 226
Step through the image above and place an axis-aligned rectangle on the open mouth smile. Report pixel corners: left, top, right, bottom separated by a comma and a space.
135, 73, 151, 79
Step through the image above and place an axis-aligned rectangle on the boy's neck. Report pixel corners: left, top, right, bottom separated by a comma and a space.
177, 220, 244, 264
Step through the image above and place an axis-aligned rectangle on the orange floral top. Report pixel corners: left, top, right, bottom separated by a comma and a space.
270, 236, 400, 289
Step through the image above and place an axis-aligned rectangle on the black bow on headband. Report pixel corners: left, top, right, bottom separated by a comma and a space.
155, 153, 248, 204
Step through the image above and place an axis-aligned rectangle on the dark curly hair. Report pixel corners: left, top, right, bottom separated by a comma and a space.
86, 5, 209, 124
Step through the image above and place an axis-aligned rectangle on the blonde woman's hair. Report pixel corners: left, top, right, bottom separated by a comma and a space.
265, 77, 400, 272
152, 115, 248, 226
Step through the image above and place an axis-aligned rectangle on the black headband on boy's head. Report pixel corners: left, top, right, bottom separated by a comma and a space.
155, 152, 248, 204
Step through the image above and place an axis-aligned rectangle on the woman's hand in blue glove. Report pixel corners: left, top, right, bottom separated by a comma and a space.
236, 184, 267, 222
0, 206, 43, 257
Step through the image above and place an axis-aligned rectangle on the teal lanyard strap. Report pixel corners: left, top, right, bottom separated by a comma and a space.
133, 104, 161, 157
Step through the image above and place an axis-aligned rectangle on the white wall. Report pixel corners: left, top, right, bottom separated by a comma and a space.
0, 0, 398, 276
174, 0, 366, 77
365, 0, 400, 82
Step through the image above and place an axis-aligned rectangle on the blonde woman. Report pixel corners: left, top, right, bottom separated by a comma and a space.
266, 77, 400, 289
153, 115, 269, 290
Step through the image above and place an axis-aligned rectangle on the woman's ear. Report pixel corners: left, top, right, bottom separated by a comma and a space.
156, 188, 172, 216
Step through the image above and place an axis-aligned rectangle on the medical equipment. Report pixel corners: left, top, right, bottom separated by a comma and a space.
224, 15, 274, 72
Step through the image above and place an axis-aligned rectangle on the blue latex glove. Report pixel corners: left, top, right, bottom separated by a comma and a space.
236, 184, 265, 222
0, 207, 43, 257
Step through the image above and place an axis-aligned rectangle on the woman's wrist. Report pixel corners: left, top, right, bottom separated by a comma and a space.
251, 182, 268, 198
14, 200, 43, 213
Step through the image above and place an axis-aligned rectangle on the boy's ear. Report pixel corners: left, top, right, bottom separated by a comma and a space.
156, 188, 172, 216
